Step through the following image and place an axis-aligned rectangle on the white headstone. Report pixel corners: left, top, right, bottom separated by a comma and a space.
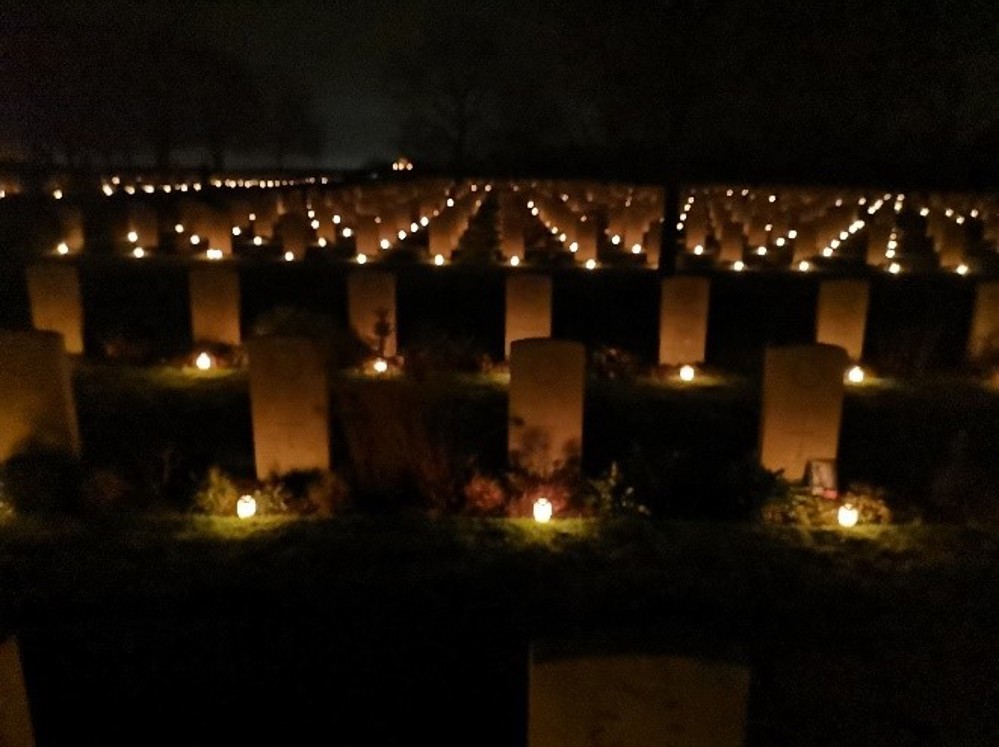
505, 274, 552, 358
509, 339, 585, 476
189, 264, 241, 346
969, 281, 999, 361
759, 344, 847, 482
247, 336, 331, 480
659, 276, 710, 366
348, 271, 397, 357
815, 279, 869, 361
0, 637, 34, 747
25, 262, 84, 354
529, 650, 750, 747
0, 330, 80, 463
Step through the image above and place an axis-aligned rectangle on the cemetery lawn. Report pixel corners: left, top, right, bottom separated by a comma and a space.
0, 515, 996, 745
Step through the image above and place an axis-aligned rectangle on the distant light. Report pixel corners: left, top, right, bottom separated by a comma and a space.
410, 222, 419, 233
531, 207, 539, 216
533, 497, 553, 523
823, 247, 833, 257
318, 237, 327, 248
253, 236, 263, 246
839, 231, 849, 240
174, 223, 184, 234
307, 209, 316, 219
333, 214, 342, 224
510, 256, 521, 267
249, 213, 256, 221
885, 249, 896, 259
834, 198, 843, 207
631, 243, 642, 255
920, 207, 930, 217
420, 216, 429, 227
945, 208, 954, 217
888, 262, 901, 274
342, 227, 353, 238
558, 232, 567, 242
679, 364, 695, 382
733, 260, 745, 271
955, 216, 965, 225
798, 260, 810, 271
847, 365, 865, 384
132, 247, 145, 258
775, 237, 786, 247
569, 241, 579, 253
102, 185, 114, 196
190, 234, 201, 245
788, 229, 798, 239
127, 230, 138, 243
206, 248, 223, 260
372, 358, 389, 374
397, 230, 407, 240
446, 198, 454, 207
236, 495, 257, 520
741, 189, 749, 196
585, 258, 597, 270
380, 239, 391, 250
830, 239, 841, 248
756, 246, 767, 256
232, 226, 241, 236
693, 244, 704, 255
195, 352, 213, 371
527, 200, 535, 209
764, 223, 773, 232
52, 189, 63, 200
356, 253, 367, 264
284, 251, 294, 262
956, 263, 969, 276
143, 185, 155, 194
311, 219, 320, 230
610, 234, 621, 245
969, 209, 979, 218
675, 222, 684, 231
56, 242, 70, 255
726, 189, 734, 196
434, 253, 445, 266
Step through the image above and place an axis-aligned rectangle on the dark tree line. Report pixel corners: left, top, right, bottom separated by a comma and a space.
383, 0, 999, 191
0, 4, 324, 171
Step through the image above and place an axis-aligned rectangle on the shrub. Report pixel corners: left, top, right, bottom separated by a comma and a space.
581, 462, 651, 518
760, 483, 893, 528
79, 468, 135, 515
192, 466, 241, 516
251, 306, 369, 369
402, 331, 491, 379
0, 445, 82, 516
463, 472, 507, 516
269, 469, 351, 518
589, 345, 641, 381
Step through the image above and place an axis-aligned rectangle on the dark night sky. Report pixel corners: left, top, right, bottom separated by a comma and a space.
3, 0, 999, 183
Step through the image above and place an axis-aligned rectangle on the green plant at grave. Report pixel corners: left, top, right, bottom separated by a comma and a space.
192, 466, 241, 516
759, 483, 893, 528
581, 461, 651, 518
0, 445, 83, 516
268, 469, 351, 518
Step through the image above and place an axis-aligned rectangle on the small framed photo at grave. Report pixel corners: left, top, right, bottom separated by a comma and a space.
807, 459, 838, 499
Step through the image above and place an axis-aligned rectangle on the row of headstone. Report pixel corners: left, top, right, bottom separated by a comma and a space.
22, 259, 999, 367
0, 325, 891, 502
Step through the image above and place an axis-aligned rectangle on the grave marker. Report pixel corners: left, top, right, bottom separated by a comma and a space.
815, 279, 869, 361
348, 270, 397, 357
759, 344, 847, 482
247, 336, 331, 480
659, 276, 710, 366
505, 274, 552, 358
25, 262, 84, 354
509, 339, 584, 476
0, 331, 80, 463
189, 264, 241, 346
